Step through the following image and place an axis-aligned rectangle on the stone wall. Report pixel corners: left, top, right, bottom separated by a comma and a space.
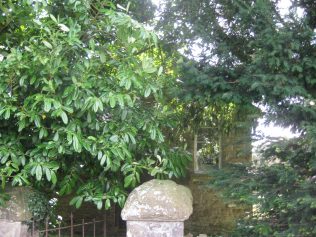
184, 120, 253, 236
221, 124, 252, 164
184, 173, 248, 236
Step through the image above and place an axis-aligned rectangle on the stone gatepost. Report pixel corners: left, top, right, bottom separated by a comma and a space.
121, 179, 193, 237
0, 187, 36, 237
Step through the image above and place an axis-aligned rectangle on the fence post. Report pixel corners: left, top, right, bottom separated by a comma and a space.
82, 219, 85, 237
58, 223, 61, 237
103, 213, 107, 237
32, 220, 35, 237
70, 212, 74, 237
45, 217, 48, 237
93, 218, 96, 237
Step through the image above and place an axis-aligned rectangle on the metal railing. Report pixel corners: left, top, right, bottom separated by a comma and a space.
32, 213, 107, 237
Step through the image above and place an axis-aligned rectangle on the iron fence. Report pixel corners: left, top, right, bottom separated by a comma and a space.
31, 213, 107, 237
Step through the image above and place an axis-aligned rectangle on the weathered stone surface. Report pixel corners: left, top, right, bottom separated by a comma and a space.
0, 187, 32, 221
122, 179, 193, 221
0, 220, 35, 237
122, 179, 193, 237
184, 173, 249, 236
126, 221, 184, 237
184, 233, 193, 237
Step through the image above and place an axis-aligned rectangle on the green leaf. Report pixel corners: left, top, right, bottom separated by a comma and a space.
18, 119, 26, 132
45, 168, 51, 181
105, 199, 111, 209
49, 14, 58, 23
157, 66, 163, 76
144, 87, 151, 97
150, 128, 156, 140
99, 52, 106, 63
34, 116, 41, 127
110, 96, 116, 108
142, 57, 157, 74
135, 172, 140, 183
53, 132, 59, 141
100, 154, 107, 166
105, 156, 112, 171
60, 111, 68, 124
72, 134, 81, 152
58, 24, 70, 32
110, 135, 119, 142
128, 133, 136, 144
75, 196, 83, 208
121, 109, 128, 120
58, 146, 64, 154
33, 19, 42, 25
43, 40, 52, 49
150, 167, 159, 176
19, 75, 27, 86
35, 165, 42, 181
97, 201, 103, 210
69, 196, 79, 206
118, 95, 124, 108
125, 79, 131, 90
39, 128, 46, 139
51, 171, 57, 184
124, 174, 134, 188
118, 196, 125, 208
97, 151, 103, 160
4, 109, 10, 120
44, 99, 51, 112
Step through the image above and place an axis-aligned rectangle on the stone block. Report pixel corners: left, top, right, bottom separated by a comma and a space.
122, 179, 193, 237
126, 221, 184, 237
0, 187, 32, 221
0, 220, 35, 237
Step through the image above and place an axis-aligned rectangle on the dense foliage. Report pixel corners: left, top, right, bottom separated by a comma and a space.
0, 0, 190, 210
26, 190, 57, 228
1, 0, 316, 235
210, 136, 316, 236
157, 0, 316, 236
158, 0, 316, 123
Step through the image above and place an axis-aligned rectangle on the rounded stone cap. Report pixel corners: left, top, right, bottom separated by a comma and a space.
121, 179, 193, 221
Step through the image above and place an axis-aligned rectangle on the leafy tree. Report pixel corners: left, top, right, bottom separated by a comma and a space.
210, 136, 316, 236
0, 0, 190, 210
158, 0, 316, 124
157, 0, 316, 236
